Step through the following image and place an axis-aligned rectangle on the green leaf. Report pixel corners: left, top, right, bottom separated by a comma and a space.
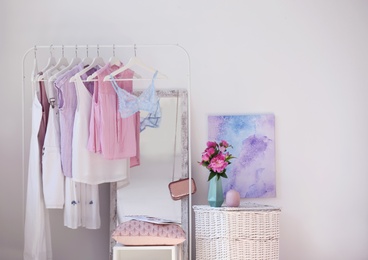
207, 172, 217, 181
202, 162, 209, 167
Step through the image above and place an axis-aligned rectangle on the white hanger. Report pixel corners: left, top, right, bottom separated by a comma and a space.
82, 44, 93, 66
103, 45, 167, 82
38, 45, 69, 81
40, 45, 56, 73
31, 46, 39, 82
103, 56, 167, 82
108, 44, 122, 67
85, 68, 101, 82
86, 45, 142, 82
48, 45, 81, 82
85, 45, 116, 82
70, 44, 105, 83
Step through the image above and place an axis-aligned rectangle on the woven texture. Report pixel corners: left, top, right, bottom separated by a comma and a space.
193, 203, 281, 260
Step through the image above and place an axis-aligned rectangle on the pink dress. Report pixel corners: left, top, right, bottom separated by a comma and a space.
87, 64, 140, 166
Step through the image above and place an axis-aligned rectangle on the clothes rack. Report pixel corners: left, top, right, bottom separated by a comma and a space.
21, 44, 192, 260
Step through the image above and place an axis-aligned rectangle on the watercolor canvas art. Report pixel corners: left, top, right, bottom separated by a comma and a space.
208, 114, 276, 198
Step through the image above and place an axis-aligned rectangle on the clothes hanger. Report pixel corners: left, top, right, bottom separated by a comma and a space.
34, 45, 56, 83
31, 46, 39, 82
85, 45, 115, 82
48, 45, 82, 82
70, 44, 105, 82
82, 44, 93, 66
108, 44, 122, 67
103, 44, 167, 82
86, 44, 142, 82
38, 45, 56, 76
38, 45, 69, 81
85, 45, 116, 82
31, 46, 41, 96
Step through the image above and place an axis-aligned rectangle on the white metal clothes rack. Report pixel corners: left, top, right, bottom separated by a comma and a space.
21, 44, 192, 260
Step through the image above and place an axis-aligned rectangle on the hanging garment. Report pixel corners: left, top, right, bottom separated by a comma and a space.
64, 178, 100, 229
62, 66, 101, 229
54, 63, 91, 178
109, 71, 160, 118
41, 72, 64, 209
37, 72, 50, 163
87, 64, 140, 166
71, 73, 130, 185
54, 63, 108, 229
110, 71, 162, 132
24, 91, 52, 260
139, 105, 161, 132
64, 68, 131, 229
64, 178, 81, 228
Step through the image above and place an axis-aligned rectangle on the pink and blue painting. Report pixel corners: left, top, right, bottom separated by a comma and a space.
208, 114, 276, 198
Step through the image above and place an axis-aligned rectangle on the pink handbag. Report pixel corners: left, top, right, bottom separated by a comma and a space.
168, 178, 197, 200
168, 92, 196, 200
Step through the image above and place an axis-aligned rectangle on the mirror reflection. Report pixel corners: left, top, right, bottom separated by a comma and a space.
110, 89, 189, 259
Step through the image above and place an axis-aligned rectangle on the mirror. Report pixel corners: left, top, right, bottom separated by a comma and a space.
109, 89, 190, 260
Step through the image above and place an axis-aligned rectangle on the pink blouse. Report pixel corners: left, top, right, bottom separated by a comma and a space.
87, 64, 140, 166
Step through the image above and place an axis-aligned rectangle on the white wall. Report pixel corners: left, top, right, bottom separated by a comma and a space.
1, 0, 368, 259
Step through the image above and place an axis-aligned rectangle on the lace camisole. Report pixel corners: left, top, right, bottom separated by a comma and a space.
110, 71, 161, 132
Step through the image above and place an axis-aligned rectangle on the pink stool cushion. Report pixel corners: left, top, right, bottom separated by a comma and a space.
112, 220, 186, 246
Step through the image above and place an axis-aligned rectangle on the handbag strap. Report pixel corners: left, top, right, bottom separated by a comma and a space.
172, 91, 179, 181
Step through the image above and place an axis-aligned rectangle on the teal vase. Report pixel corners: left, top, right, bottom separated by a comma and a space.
208, 176, 224, 207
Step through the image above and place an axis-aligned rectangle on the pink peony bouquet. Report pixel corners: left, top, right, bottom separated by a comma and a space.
199, 140, 235, 181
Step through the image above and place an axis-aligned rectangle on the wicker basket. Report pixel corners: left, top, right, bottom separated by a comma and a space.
193, 203, 281, 260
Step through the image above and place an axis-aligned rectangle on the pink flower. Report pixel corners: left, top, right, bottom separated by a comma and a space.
198, 140, 235, 181
206, 141, 217, 148
206, 147, 216, 156
209, 153, 228, 173
219, 146, 226, 153
201, 153, 210, 162
220, 140, 229, 148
